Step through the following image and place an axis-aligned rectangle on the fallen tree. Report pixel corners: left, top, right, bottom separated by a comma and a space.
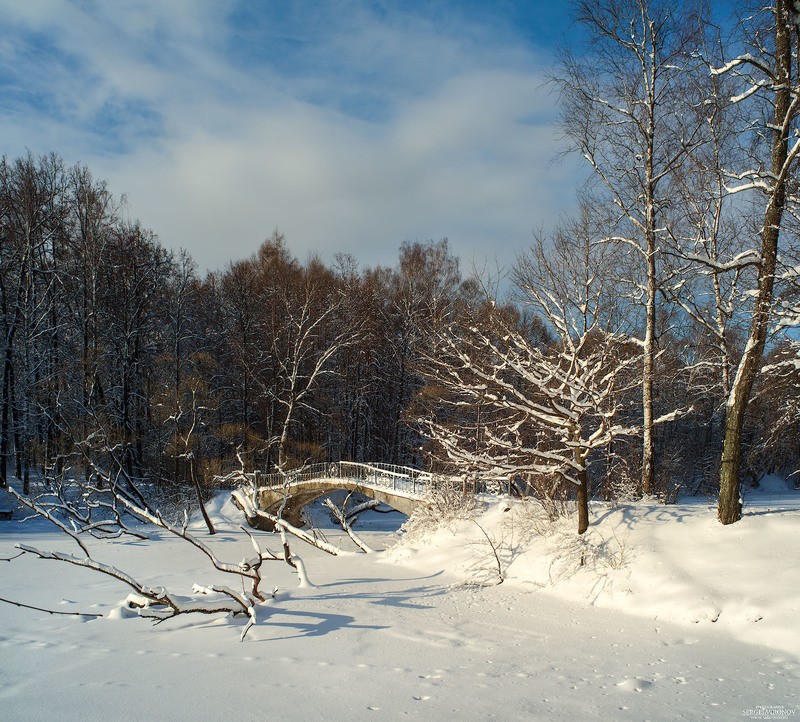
2, 454, 326, 640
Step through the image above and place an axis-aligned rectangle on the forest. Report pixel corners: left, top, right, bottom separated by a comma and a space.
3, 0, 800, 533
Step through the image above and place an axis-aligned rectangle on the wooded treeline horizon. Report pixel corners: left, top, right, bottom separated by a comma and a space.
4, 1, 800, 529
0, 149, 797, 509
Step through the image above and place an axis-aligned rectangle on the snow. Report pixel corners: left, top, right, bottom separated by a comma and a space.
0, 483, 798, 721
391, 481, 800, 657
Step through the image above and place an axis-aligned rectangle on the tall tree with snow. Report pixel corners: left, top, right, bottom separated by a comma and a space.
419, 215, 638, 534
711, 0, 800, 524
557, 0, 703, 496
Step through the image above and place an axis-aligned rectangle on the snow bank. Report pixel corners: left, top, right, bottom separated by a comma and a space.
385, 486, 800, 657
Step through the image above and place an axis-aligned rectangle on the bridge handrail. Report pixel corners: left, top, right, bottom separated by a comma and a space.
220, 461, 519, 500
233, 461, 433, 492
219, 461, 512, 495
338, 461, 433, 481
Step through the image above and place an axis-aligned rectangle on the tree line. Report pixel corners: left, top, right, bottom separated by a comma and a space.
3, 1, 800, 529
0, 153, 461, 496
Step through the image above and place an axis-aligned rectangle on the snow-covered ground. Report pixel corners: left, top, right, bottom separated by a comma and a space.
391, 475, 800, 657
0, 481, 798, 721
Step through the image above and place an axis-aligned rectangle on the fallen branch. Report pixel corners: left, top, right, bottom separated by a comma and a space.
324, 496, 374, 553
16, 543, 259, 639
0, 595, 103, 618
277, 526, 313, 587
232, 488, 351, 557
345, 499, 382, 522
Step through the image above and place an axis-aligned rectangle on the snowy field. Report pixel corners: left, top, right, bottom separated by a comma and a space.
1, 481, 798, 721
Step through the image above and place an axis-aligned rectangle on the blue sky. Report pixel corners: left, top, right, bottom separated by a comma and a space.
0, 1, 580, 272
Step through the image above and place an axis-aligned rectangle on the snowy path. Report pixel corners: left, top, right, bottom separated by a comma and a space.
0, 516, 797, 722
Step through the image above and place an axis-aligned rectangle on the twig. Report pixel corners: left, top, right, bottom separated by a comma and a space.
0, 552, 24, 562
472, 520, 504, 585
5, 486, 91, 556
0, 596, 103, 618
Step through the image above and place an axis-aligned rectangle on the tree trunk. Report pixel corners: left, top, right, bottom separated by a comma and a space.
278, 396, 294, 470
11, 365, 22, 479
641, 263, 656, 496
573, 435, 590, 535
718, 1, 792, 525
190, 458, 215, 535
0, 345, 13, 488
641, 49, 658, 497
577, 468, 589, 535
22, 450, 29, 495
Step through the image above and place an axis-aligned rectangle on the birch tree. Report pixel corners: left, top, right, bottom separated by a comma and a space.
710, 0, 800, 524
557, 0, 703, 495
658, 44, 753, 485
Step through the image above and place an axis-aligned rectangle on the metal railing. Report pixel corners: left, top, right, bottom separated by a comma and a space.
240, 461, 434, 497
224, 462, 521, 500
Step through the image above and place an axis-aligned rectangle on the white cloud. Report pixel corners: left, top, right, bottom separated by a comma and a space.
0, 0, 578, 272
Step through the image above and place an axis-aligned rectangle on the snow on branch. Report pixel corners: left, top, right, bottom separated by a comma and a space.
323, 496, 374, 554
417, 298, 640, 532
2, 449, 338, 640
679, 249, 762, 273
710, 54, 776, 82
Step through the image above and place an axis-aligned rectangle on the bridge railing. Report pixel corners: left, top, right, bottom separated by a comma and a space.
337, 462, 432, 495
249, 462, 331, 488
235, 461, 433, 497
225, 462, 517, 499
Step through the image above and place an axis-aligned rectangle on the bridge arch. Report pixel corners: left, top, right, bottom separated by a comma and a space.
256, 478, 419, 528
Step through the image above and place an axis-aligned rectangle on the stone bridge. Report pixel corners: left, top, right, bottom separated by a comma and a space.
235, 462, 432, 528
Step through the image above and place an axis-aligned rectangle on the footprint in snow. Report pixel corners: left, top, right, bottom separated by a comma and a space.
615, 678, 655, 693
662, 637, 699, 646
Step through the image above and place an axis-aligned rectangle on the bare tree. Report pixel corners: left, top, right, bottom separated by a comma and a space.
663, 49, 749, 404
709, 0, 800, 524
269, 257, 361, 469
381, 240, 464, 465
557, 0, 704, 495
0, 153, 68, 486
62, 164, 120, 480
656, 43, 753, 488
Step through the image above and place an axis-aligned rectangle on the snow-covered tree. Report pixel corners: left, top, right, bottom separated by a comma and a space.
419, 217, 638, 534
557, 0, 704, 495
708, 0, 800, 524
